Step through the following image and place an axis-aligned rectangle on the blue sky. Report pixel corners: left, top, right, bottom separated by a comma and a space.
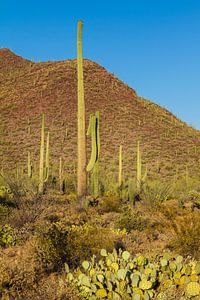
1, 0, 200, 128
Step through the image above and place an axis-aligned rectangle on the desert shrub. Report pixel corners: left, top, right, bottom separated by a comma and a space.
115, 207, 148, 233
98, 196, 122, 213
36, 221, 124, 271
0, 185, 13, 201
0, 204, 11, 223
2, 175, 38, 200
0, 224, 17, 248
184, 190, 200, 209
24, 274, 80, 300
170, 212, 200, 259
6, 197, 46, 229
0, 239, 39, 299
36, 221, 69, 272
141, 181, 173, 208
187, 190, 200, 202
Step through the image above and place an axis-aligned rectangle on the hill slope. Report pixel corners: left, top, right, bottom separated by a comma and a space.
0, 48, 200, 180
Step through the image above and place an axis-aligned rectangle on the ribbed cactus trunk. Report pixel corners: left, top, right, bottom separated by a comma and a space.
136, 141, 142, 192
27, 151, 32, 178
39, 113, 45, 194
59, 157, 63, 193
77, 20, 87, 202
87, 112, 100, 197
118, 145, 123, 188
44, 131, 49, 182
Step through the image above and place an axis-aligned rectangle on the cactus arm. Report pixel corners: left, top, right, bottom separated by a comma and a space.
142, 165, 148, 183
87, 112, 100, 196
96, 111, 100, 158
87, 113, 93, 136
92, 161, 99, 197
86, 114, 97, 172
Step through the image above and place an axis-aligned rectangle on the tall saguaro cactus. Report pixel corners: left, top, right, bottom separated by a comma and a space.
118, 145, 123, 188
136, 141, 147, 193
44, 131, 49, 182
77, 20, 87, 201
59, 157, 63, 193
87, 112, 100, 196
39, 113, 45, 194
27, 151, 32, 178
136, 141, 142, 192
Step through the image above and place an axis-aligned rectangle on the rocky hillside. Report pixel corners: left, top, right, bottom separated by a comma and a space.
0, 48, 200, 180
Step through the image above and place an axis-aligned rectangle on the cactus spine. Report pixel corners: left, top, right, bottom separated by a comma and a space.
38, 113, 45, 194
87, 112, 100, 196
77, 20, 87, 201
118, 145, 123, 188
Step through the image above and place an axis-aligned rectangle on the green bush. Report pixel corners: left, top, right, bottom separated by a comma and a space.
0, 185, 13, 201
99, 196, 122, 213
0, 205, 11, 223
115, 207, 148, 233
141, 181, 173, 208
0, 224, 16, 248
170, 212, 200, 259
36, 222, 124, 272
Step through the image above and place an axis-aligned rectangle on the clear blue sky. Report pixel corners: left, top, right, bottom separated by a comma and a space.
1, 0, 200, 128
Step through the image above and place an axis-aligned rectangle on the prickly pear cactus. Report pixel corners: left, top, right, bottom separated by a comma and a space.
65, 249, 200, 299
185, 282, 200, 298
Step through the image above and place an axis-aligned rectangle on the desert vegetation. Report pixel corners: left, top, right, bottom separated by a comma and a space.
0, 21, 200, 300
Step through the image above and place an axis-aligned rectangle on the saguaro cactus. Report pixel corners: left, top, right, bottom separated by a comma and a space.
77, 20, 87, 201
59, 157, 63, 193
44, 131, 49, 182
118, 145, 123, 188
136, 141, 142, 192
27, 151, 32, 178
38, 113, 45, 194
87, 112, 100, 196
136, 141, 147, 192
28, 118, 31, 135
